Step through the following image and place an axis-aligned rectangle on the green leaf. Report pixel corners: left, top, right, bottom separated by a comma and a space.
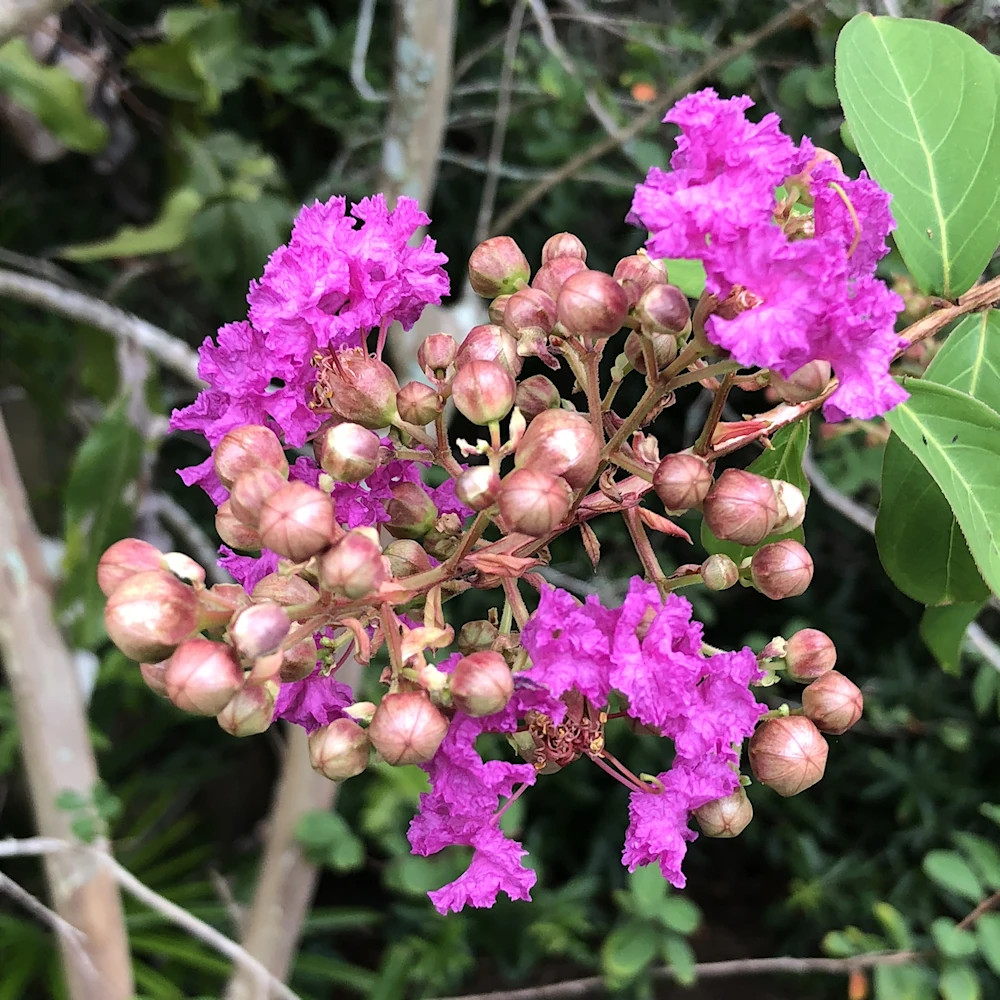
836, 15, 1000, 297
660, 258, 705, 298
873, 962, 936, 1000
877, 312, 1000, 606
975, 912, 1000, 977
661, 933, 697, 986
922, 849, 985, 905
929, 917, 978, 959
601, 920, 659, 988
628, 864, 666, 915
873, 902, 914, 951
0, 40, 109, 152
919, 603, 982, 674
702, 422, 810, 561
58, 188, 204, 261
981, 803, 1000, 827
885, 380, 1000, 598
938, 963, 981, 1000
654, 896, 701, 936
294, 811, 364, 872
951, 832, 1000, 891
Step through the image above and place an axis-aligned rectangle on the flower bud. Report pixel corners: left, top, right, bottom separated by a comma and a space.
489, 294, 512, 325
449, 651, 514, 717
139, 659, 170, 697
515, 375, 561, 421
802, 670, 863, 735
702, 469, 780, 545
468, 236, 531, 297
457, 619, 499, 654
542, 231, 587, 263
423, 514, 464, 561
216, 501, 262, 551
383, 538, 433, 578
451, 360, 516, 425
396, 381, 439, 426
557, 270, 629, 339
251, 573, 320, 609
497, 468, 571, 536
160, 554, 205, 589
514, 409, 600, 489
213, 425, 289, 488
769, 361, 832, 403
503, 287, 558, 337
613, 253, 667, 309
165, 638, 244, 716
308, 717, 371, 780
701, 553, 740, 591
368, 691, 449, 765
229, 466, 288, 527
635, 283, 691, 335
104, 570, 199, 662
750, 540, 814, 600
748, 716, 828, 796
418, 333, 458, 377
280, 639, 319, 682
247, 649, 284, 685
531, 256, 588, 301
624, 329, 678, 374
385, 482, 438, 540
694, 786, 753, 838
319, 529, 388, 598
784, 628, 837, 682
203, 583, 252, 616
317, 351, 400, 429
315, 422, 380, 484
653, 454, 713, 514
229, 602, 290, 661
770, 479, 806, 534
456, 324, 522, 377
98, 538, 165, 597
455, 465, 500, 511
217, 680, 277, 737
258, 482, 335, 561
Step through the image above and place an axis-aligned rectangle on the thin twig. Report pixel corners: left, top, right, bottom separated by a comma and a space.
0, 869, 92, 955
955, 889, 1000, 930
350, 0, 387, 102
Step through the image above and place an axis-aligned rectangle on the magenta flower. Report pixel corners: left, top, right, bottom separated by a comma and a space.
274, 663, 353, 733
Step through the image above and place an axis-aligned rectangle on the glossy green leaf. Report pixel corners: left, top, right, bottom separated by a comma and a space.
919, 603, 982, 674
885, 380, 1000, 598
0, 40, 109, 153
938, 963, 981, 1000
877, 311, 1000, 606
975, 913, 1000, 977
836, 15, 1000, 297
922, 849, 985, 905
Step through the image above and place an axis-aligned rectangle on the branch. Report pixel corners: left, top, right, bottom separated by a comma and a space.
0, 266, 203, 387
489, 0, 821, 234
350, 0, 387, 102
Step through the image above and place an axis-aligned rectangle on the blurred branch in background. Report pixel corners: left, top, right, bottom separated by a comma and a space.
0, 0, 70, 44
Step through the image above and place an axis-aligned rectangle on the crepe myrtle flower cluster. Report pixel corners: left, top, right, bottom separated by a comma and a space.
99, 90, 891, 913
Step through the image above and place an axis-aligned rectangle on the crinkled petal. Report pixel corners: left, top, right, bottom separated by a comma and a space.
274, 664, 352, 733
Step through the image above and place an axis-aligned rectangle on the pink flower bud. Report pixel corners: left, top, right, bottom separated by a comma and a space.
531, 256, 588, 301
213, 425, 288, 488
694, 786, 753, 838
450, 651, 514, 717
316, 422, 380, 483
702, 469, 780, 545
514, 409, 600, 489
319, 529, 387, 598
165, 638, 245, 716
368, 691, 449, 765
542, 231, 587, 263
802, 670, 863, 735
315, 350, 400, 429
457, 619, 499, 654
770, 479, 806, 534
160, 552, 205, 587
489, 294, 512, 325
229, 466, 288, 527
653, 454, 714, 514
396, 381, 439, 426
503, 287, 558, 338
258, 482, 335, 561
748, 716, 828, 797
215, 501, 262, 551
98, 539, 165, 597
557, 269, 629, 339
468, 236, 531, 296
769, 360, 832, 404
385, 482, 438, 540
497, 468, 571, 536
451, 360, 516, 424
418, 333, 458, 377
247, 650, 284, 685
251, 573, 320, 609
229, 602, 290, 661
456, 324, 522, 378
515, 375, 561, 421
217, 680, 277, 736
624, 329, 678, 374
139, 659, 170, 696
279, 639, 319, 682
784, 628, 837, 682
750, 540, 814, 600
455, 466, 501, 511
613, 253, 668, 309
202, 583, 251, 617
701, 553, 740, 591
104, 569, 199, 662
308, 717, 371, 780
635, 283, 692, 335
383, 539, 433, 578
